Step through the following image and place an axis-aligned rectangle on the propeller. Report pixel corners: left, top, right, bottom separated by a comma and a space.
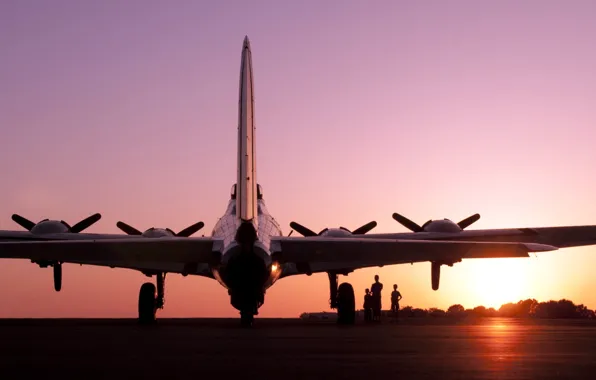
391, 212, 480, 232
289, 222, 318, 237
289, 220, 377, 237
391, 213, 424, 232
456, 213, 481, 229
343, 221, 378, 235
11, 214, 36, 231
116, 221, 205, 237
70, 213, 103, 233
11, 213, 102, 233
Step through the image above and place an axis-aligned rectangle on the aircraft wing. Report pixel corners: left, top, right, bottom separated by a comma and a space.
0, 230, 134, 242
0, 237, 224, 277
362, 225, 596, 248
271, 237, 557, 275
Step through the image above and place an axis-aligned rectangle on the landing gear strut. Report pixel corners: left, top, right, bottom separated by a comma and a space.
138, 272, 166, 324
156, 272, 166, 309
328, 272, 355, 325
328, 272, 338, 308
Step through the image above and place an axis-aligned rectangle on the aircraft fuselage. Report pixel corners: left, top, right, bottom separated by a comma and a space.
210, 191, 283, 313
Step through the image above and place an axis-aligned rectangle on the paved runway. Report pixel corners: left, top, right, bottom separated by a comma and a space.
1, 317, 595, 379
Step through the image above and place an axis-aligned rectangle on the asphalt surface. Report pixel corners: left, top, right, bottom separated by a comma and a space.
1, 317, 595, 379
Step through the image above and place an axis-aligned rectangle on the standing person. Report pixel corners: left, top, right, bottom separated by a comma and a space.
370, 275, 383, 322
391, 284, 402, 318
363, 288, 373, 322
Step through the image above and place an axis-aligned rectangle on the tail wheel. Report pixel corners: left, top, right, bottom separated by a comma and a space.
240, 311, 254, 327
336, 282, 355, 325
138, 282, 157, 324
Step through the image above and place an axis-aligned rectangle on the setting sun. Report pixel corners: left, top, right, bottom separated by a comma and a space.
467, 259, 531, 308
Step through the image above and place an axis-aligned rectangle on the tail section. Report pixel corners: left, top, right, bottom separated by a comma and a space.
236, 36, 258, 226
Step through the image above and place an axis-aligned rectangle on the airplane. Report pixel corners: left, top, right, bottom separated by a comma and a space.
1, 36, 596, 327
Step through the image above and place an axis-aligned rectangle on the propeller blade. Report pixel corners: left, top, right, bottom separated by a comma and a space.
289, 221, 318, 237
392, 213, 424, 232
116, 221, 143, 235
11, 214, 36, 231
351, 221, 377, 235
70, 213, 102, 233
457, 213, 480, 229
176, 221, 205, 237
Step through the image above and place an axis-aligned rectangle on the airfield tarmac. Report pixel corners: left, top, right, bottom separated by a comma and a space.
0, 317, 595, 379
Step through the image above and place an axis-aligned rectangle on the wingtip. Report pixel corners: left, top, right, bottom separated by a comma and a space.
525, 243, 558, 252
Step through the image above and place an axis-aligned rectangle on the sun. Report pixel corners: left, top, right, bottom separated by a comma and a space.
466, 258, 531, 309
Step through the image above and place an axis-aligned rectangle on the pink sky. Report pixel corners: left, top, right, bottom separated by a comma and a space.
2, 0, 596, 317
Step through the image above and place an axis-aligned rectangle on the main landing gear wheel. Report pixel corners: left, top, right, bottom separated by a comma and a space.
336, 282, 355, 325
138, 282, 157, 324
137, 273, 166, 324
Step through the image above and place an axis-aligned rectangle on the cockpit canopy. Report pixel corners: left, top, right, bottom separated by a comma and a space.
230, 184, 263, 200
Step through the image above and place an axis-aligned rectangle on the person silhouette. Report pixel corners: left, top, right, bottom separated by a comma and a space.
370, 275, 383, 322
390, 284, 402, 318
363, 288, 373, 322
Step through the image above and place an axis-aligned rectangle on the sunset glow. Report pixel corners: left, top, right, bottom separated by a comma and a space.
468, 259, 532, 309
2, 0, 596, 318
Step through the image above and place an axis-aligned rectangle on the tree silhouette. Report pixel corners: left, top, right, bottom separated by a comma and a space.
447, 304, 465, 317
303, 298, 596, 319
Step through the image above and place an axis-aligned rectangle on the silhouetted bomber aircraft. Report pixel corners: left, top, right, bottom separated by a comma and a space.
1, 37, 596, 327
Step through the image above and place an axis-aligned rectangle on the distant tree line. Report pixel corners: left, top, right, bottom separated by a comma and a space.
300, 299, 596, 319
395, 299, 595, 319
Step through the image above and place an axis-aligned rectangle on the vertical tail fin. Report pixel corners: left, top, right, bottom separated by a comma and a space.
236, 36, 258, 226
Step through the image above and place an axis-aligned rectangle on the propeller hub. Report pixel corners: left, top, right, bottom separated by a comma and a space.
393, 212, 480, 233
321, 228, 352, 238
117, 220, 204, 237
423, 220, 463, 233
30, 220, 70, 235
290, 221, 377, 237
142, 228, 173, 238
